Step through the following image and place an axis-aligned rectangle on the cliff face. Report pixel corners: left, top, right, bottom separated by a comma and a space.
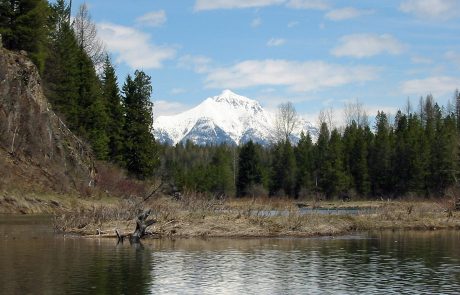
0, 46, 95, 193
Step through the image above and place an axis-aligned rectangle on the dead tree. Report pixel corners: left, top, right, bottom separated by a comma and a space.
115, 209, 156, 243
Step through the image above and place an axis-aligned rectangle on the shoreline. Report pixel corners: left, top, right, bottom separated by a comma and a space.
1, 194, 459, 239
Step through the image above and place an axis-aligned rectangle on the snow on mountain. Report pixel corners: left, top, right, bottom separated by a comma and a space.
153, 90, 317, 146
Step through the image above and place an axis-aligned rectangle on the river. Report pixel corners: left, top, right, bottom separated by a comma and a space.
0, 215, 459, 294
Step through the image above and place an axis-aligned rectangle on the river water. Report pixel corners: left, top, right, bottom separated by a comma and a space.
0, 215, 459, 294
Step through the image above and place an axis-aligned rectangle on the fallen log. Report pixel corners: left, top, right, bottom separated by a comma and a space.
115, 209, 156, 243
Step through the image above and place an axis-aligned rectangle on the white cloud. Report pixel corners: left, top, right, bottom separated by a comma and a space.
194, 0, 284, 11
97, 23, 175, 69
325, 7, 374, 21
177, 54, 213, 73
267, 38, 286, 47
251, 17, 262, 27
136, 10, 167, 27
194, 0, 329, 11
286, 0, 330, 10
331, 34, 406, 58
153, 100, 190, 117
401, 76, 460, 97
399, 0, 460, 20
202, 59, 379, 92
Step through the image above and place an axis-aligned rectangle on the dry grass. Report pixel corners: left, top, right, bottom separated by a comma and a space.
47, 193, 460, 238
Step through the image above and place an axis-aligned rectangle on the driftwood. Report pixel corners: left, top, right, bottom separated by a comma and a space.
115, 209, 156, 243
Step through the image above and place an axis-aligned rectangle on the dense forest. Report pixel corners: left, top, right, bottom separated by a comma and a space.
1, 0, 459, 200
162, 93, 460, 200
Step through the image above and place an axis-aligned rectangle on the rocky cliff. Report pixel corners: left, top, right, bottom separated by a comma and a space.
0, 45, 95, 193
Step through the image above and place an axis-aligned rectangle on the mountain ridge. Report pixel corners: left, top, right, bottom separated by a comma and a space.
153, 90, 317, 146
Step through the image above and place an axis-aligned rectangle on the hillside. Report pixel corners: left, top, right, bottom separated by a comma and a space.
0, 45, 95, 194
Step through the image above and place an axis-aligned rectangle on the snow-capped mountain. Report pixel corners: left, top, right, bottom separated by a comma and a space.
153, 90, 317, 146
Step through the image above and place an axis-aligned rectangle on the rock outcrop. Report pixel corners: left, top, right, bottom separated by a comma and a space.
0, 46, 95, 193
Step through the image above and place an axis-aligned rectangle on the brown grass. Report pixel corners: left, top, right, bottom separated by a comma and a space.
48, 193, 460, 238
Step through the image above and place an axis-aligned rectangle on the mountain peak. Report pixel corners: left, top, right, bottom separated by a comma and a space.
220, 89, 238, 97
211, 89, 262, 112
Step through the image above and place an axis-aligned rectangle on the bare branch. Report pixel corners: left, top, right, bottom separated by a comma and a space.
73, 3, 106, 69
343, 99, 368, 127
275, 102, 298, 142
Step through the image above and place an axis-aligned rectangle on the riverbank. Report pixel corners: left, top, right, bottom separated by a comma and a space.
48, 194, 460, 238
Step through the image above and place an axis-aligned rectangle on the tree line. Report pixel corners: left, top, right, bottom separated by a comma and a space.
0, 0, 158, 179
162, 94, 460, 200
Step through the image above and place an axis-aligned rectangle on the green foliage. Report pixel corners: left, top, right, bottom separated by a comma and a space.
270, 140, 296, 197
101, 56, 125, 165
295, 132, 314, 195
161, 142, 236, 196
0, 0, 49, 72
44, 0, 109, 160
122, 71, 158, 179
237, 141, 263, 197
369, 112, 392, 196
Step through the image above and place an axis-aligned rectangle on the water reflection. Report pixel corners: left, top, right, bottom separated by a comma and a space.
1, 215, 459, 294
0, 215, 153, 294
144, 232, 460, 295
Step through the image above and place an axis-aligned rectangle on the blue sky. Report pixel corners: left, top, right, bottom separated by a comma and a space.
70, 0, 460, 125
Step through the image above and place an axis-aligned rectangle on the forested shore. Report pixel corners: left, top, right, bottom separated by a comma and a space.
1, 1, 460, 239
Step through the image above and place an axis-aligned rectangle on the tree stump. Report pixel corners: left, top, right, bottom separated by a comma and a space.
115, 209, 156, 243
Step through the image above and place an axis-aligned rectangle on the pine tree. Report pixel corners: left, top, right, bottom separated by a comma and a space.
322, 129, 347, 198
237, 141, 262, 197
370, 111, 392, 196
209, 145, 235, 196
0, 0, 49, 72
314, 122, 330, 195
393, 111, 410, 195
122, 71, 158, 179
101, 56, 125, 165
295, 132, 314, 196
43, 0, 80, 129
76, 49, 109, 159
270, 140, 297, 197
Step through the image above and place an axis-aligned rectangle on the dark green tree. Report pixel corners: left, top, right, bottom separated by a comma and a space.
101, 56, 125, 165
237, 141, 263, 197
314, 122, 330, 195
295, 131, 314, 196
270, 140, 297, 197
369, 111, 392, 196
322, 129, 347, 198
0, 0, 49, 72
122, 71, 158, 179
43, 0, 80, 129
209, 145, 235, 196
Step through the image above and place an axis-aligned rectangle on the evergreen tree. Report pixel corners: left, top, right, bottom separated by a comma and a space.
270, 140, 297, 197
295, 132, 314, 196
122, 71, 158, 179
237, 141, 262, 197
392, 111, 410, 195
314, 122, 330, 195
405, 113, 427, 194
43, 0, 80, 129
370, 111, 392, 196
0, 0, 49, 72
101, 56, 125, 165
430, 113, 458, 193
322, 129, 347, 198
209, 145, 235, 196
